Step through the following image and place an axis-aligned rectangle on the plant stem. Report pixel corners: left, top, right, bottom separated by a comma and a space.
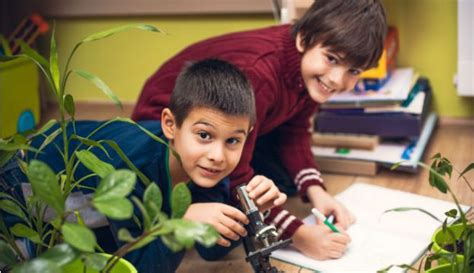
102, 225, 164, 273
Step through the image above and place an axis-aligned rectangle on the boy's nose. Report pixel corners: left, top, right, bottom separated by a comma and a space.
327, 67, 345, 90
207, 144, 225, 163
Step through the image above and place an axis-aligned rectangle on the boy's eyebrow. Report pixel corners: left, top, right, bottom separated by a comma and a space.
193, 120, 249, 136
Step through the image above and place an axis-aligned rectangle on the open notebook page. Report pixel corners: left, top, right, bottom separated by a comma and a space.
271, 183, 471, 273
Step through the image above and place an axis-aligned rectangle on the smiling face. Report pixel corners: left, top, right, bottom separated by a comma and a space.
296, 34, 364, 103
162, 107, 251, 188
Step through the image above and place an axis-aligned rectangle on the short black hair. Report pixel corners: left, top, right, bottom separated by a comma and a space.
170, 58, 256, 127
291, 0, 387, 70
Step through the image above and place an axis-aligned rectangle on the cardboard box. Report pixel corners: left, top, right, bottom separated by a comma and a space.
0, 57, 40, 137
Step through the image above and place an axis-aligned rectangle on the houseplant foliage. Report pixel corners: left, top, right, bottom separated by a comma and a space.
379, 154, 473, 273
0, 24, 219, 272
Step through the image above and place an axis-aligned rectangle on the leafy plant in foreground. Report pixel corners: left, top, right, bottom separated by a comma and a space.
0, 24, 219, 273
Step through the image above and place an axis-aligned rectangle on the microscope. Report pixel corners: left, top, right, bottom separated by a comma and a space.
236, 185, 292, 273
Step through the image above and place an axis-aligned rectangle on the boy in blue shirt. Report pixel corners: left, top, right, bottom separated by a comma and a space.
0, 59, 286, 272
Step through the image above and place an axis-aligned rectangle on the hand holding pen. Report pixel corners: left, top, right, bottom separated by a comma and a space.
312, 208, 340, 233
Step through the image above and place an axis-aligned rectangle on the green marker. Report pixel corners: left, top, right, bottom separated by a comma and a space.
311, 208, 340, 233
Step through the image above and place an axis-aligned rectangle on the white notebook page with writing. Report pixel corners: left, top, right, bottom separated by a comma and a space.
271, 183, 471, 273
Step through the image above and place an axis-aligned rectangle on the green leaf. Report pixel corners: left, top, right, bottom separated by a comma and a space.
0, 150, 16, 167
149, 216, 174, 237
131, 196, 151, 230
0, 142, 39, 153
444, 209, 458, 218
383, 207, 442, 222
376, 264, 417, 273
0, 199, 27, 220
192, 223, 219, 247
436, 159, 453, 178
82, 24, 161, 43
390, 161, 404, 170
10, 223, 42, 244
82, 253, 108, 271
27, 160, 64, 214
18, 41, 49, 69
161, 233, 184, 252
102, 140, 152, 186
75, 150, 115, 179
61, 222, 96, 252
128, 234, 157, 251
0, 34, 12, 56
74, 210, 86, 226
34, 119, 58, 136
36, 127, 62, 155
64, 94, 75, 118
171, 183, 191, 219
0, 55, 17, 61
40, 244, 78, 267
93, 197, 133, 220
12, 258, 61, 273
459, 163, 474, 179
73, 69, 122, 109
428, 162, 448, 194
49, 25, 60, 93
0, 240, 18, 267
71, 135, 110, 158
117, 228, 135, 242
94, 169, 136, 201
144, 183, 162, 220
172, 219, 218, 248
49, 216, 62, 230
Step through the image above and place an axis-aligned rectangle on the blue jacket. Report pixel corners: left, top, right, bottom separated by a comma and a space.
30, 120, 231, 272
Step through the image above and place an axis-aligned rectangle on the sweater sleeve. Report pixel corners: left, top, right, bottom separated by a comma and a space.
263, 206, 304, 240
276, 100, 326, 202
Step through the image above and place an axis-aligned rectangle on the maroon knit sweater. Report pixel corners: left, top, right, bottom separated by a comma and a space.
132, 25, 326, 239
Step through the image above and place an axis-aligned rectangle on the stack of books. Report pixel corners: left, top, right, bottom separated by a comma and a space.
312, 28, 437, 175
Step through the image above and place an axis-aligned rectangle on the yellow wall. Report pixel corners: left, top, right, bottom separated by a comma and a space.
50, 2, 474, 118
51, 15, 274, 103
383, 0, 473, 117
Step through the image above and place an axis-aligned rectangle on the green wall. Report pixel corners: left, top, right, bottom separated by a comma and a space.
51, 15, 274, 103
383, 0, 473, 117
50, 1, 474, 117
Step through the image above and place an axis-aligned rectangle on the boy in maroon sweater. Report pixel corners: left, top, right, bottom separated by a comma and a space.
133, 0, 387, 260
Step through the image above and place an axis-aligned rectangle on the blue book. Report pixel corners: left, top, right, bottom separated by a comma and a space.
315, 78, 432, 138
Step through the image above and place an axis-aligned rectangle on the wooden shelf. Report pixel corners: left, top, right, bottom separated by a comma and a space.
30, 0, 274, 17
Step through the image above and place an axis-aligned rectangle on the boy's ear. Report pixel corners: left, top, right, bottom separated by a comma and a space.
161, 108, 176, 140
295, 32, 306, 53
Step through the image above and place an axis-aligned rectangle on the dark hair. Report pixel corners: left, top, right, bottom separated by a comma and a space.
291, 0, 387, 69
170, 58, 256, 127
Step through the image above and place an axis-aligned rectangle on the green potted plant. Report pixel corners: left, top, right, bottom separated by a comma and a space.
379, 153, 473, 273
0, 24, 219, 273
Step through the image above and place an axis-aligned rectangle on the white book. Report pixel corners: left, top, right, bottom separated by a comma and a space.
326, 68, 414, 104
271, 183, 471, 273
312, 112, 438, 172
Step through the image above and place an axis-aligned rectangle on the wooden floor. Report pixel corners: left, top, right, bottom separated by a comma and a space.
41, 103, 473, 273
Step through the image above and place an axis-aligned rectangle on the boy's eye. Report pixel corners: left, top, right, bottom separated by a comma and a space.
198, 131, 211, 140
226, 138, 241, 145
349, 69, 363, 76
327, 55, 338, 65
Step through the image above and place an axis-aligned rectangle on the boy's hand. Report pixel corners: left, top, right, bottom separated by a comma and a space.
183, 203, 249, 247
292, 223, 351, 260
307, 185, 356, 229
246, 175, 287, 212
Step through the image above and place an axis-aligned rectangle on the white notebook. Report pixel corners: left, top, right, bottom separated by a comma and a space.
271, 183, 471, 273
